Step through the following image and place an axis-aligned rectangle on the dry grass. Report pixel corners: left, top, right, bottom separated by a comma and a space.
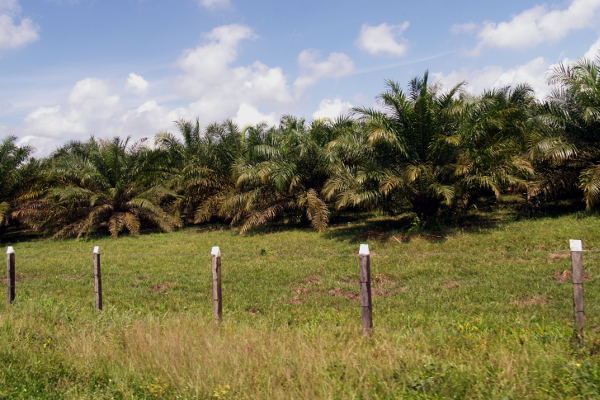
61, 316, 576, 399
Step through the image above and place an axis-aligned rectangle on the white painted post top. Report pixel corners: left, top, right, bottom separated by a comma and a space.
570, 239, 583, 252
211, 246, 221, 256
359, 244, 370, 255
93, 246, 100, 254
6, 246, 14, 254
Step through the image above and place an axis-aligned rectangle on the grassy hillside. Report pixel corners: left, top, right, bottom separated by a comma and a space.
1, 213, 600, 399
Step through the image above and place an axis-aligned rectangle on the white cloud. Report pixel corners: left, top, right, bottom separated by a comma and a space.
0, 0, 20, 13
11, 24, 297, 154
176, 24, 291, 121
68, 78, 120, 119
21, 77, 179, 155
294, 49, 354, 92
436, 36, 600, 99
15, 135, 62, 155
312, 98, 353, 120
24, 106, 84, 136
233, 103, 276, 127
198, 0, 231, 9
0, 13, 38, 49
356, 22, 410, 56
584, 37, 600, 59
126, 73, 149, 95
433, 57, 552, 98
121, 100, 179, 137
24, 78, 121, 138
473, 0, 600, 52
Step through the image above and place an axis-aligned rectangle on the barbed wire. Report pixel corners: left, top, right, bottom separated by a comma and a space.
4, 249, 600, 261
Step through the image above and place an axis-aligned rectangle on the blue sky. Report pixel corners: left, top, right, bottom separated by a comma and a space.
1, 0, 600, 154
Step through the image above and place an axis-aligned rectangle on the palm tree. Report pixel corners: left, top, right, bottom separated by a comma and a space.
326, 73, 463, 221
17, 137, 181, 238
529, 56, 600, 209
0, 136, 38, 234
453, 85, 538, 208
155, 119, 242, 223
199, 116, 338, 232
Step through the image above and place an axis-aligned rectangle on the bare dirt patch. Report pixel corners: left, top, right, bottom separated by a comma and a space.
289, 286, 313, 305
552, 270, 592, 283
442, 281, 461, 289
289, 276, 323, 304
329, 274, 406, 301
372, 274, 395, 286
372, 274, 407, 296
549, 253, 570, 260
292, 273, 406, 304
373, 286, 408, 296
328, 288, 360, 301
151, 282, 175, 293
246, 307, 260, 316
0, 273, 27, 283
304, 275, 322, 284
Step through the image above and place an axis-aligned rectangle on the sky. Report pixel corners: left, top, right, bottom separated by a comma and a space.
1, 0, 600, 155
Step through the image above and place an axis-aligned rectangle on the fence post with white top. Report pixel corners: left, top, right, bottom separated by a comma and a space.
211, 246, 222, 323
359, 244, 373, 336
93, 246, 103, 311
6, 246, 15, 304
570, 239, 584, 344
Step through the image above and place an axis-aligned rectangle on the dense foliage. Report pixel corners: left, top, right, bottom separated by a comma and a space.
2, 57, 600, 238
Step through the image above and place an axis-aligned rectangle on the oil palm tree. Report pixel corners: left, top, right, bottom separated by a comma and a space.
453, 85, 538, 208
529, 56, 600, 209
155, 119, 241, 222
326, 73, 463, 221
198, 116, 337, 232
18, 137, 181, 238
0, 136, 38, 234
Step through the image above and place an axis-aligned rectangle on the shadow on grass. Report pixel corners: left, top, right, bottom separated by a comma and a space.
324, 212, 505, 244
513, 199, 586, 220
324, 197, 596, 244
2, 200, 591, 246
0, 227, 44, 245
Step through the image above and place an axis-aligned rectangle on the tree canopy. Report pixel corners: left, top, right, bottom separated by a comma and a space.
3, 57, 600, 238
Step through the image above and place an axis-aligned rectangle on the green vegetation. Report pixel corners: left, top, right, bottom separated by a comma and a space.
2, 57, 600, 239
0, 213, 599, 399
1, 53, 600, 399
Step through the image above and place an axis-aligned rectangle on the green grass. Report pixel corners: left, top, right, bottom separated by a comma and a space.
1, 213, 600, 399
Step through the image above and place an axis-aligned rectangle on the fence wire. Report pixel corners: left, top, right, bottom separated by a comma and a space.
4, 249, 600, 262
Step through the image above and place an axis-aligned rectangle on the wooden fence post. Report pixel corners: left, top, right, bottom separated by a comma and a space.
359, 244, 373, 336
211, 246, 222, 323
6, 246, 15, 304
570, 239, 584, 344
93, 246, 103, 311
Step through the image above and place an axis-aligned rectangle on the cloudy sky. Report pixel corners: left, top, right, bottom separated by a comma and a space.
1, 0, 600, 154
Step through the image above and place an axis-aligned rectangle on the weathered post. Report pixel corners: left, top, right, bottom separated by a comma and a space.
211, 246, 222, 323
93, 246, 103, 311
6, 246, 15, 304
359, 244, 373, 336
570, 239, 584, 344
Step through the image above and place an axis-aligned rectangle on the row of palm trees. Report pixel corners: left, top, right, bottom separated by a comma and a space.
1, 57, 599, 239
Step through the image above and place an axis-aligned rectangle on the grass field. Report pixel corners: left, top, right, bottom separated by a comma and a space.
1, 212, 600, 399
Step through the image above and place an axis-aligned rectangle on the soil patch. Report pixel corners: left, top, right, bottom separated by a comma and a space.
151, 282, 175, 293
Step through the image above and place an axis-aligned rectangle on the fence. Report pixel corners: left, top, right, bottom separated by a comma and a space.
3, 240, 593, 343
